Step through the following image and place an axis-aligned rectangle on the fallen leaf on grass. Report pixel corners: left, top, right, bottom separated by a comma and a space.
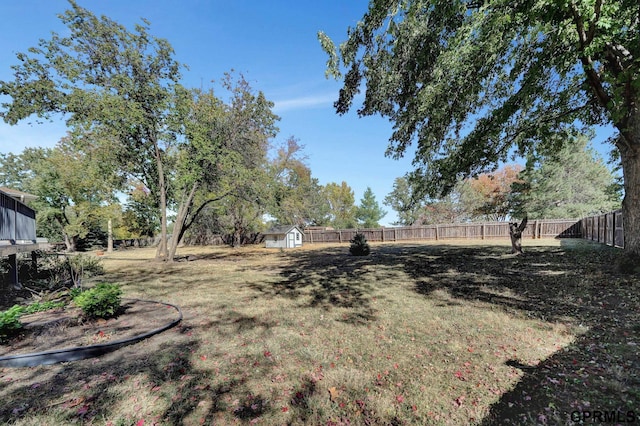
328, 387, 339, 402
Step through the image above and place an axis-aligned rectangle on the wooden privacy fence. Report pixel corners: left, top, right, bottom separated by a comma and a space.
303, 219, 582, 244
580, 209, 624, 248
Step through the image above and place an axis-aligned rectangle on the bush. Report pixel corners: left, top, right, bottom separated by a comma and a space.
73, 283, 122, 319
33, 253, 104, 289
349, 233, 371, 256
0, 305, 25, 341
23, 300, 66, 314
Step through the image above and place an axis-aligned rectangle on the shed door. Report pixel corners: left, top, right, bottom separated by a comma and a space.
287, 232, 295, 248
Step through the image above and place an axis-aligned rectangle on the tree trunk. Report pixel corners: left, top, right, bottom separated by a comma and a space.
618, 138, 640, 257
167, 183, 199, 262
509, 216, 527, 254
107, 219, 113, 253
64, 233, 77, 252
153, 139, 169, 260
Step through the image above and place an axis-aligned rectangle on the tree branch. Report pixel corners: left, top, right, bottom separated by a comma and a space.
182, 191, 233, 232
569, 2, 612, 110
586, 0, 603, 44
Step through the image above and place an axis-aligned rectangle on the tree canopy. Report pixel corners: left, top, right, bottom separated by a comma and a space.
0, 0, 182, 258
384, 165, 523, 225
269, 138, 329, 227
0, 137, 121, 251
324, 181, 357, 229
320, 0, 640, 255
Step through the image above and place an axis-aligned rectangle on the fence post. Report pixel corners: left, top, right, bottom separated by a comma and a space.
435, 225, 439, 241
481, 223, 485, 240
8, 254, 19, 288
611, 212, 615, 247
339, 230, 342, 244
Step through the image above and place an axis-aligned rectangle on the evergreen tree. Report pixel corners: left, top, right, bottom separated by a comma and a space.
510, 135, 621, 219
356, 187, 387, 228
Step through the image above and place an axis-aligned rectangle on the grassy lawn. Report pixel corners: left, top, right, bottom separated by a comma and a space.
1, 239, 638, 425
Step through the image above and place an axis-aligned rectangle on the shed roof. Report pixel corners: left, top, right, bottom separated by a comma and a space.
263, 225, 303, 236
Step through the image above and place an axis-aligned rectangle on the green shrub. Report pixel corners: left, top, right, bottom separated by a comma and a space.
69, 287, 83, 299
0, 305, 25, 341
349, 233, 371, 256
0, 299, 69, 342
73, 283, 122, 319
23, 300, 66, 314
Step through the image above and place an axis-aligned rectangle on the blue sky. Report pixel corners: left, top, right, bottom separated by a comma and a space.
0, 1, 618, 226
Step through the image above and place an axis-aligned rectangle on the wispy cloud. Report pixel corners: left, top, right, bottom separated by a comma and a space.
273, 93, 337, 112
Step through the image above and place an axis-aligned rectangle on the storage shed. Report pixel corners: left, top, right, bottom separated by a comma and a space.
263, 225, 303, 249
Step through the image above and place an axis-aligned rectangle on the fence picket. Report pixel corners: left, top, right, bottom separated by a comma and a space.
302, 218, 584, 245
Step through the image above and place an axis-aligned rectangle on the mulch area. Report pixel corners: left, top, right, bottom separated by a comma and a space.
0, 299, 180, 357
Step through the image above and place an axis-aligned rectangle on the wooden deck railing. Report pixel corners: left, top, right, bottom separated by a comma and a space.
0, 190, 36, 243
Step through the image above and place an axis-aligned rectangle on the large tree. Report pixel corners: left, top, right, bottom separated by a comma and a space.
169, 75, 278, 255
269, 137, 329, 227
320, 0, 640, 255
0, 0, 182, 259
510, 134, 621, 219
324, 181, 357, 229
383, 177, 422, 226
464, 165, 523, 221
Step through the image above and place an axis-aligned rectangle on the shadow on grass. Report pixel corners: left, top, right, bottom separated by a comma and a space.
399, 240, 640, 424
253, 240, 639, 424
247, 246, 384, 325
7, 240, 635, 424
0, 311, 282, 424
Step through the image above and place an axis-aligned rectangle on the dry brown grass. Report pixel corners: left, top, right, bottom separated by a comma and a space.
1, 239, 638, 425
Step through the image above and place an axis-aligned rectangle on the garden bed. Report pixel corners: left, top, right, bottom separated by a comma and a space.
0, 299, 182, 363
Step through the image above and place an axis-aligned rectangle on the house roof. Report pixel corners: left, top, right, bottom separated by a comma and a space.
263, 225, 303, 235
0, 187, 38, 203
